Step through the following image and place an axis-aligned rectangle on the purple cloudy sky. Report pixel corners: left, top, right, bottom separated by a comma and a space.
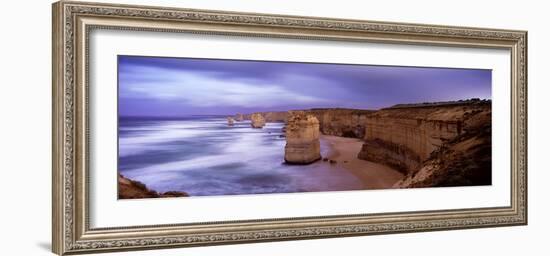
118, 55, 491, 117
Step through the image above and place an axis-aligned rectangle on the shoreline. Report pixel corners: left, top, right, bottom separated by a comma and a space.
320, 135, 404, 189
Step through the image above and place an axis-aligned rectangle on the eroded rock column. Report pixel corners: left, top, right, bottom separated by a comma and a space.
250, 113, 266, 128
284, 111, 321, 164
227, 117, 235, 126
235, 113, 244, 121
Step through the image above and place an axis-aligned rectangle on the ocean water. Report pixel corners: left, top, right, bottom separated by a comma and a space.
119, 116, 364, 197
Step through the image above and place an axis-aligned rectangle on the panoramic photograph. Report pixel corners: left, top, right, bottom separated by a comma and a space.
117, 55, 492, 199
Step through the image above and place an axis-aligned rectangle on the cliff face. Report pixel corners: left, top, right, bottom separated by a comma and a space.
306, 109, 373, 138
242, 109, 373, 138
357, 109, 464, 173
242, 111, 288, 122
356, 101, 491, 187
264, 111, 289, 122
393, 107, 491, 187
284, 111, 321, 164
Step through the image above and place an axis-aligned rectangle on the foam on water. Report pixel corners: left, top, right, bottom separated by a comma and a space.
119, 117, 363, 196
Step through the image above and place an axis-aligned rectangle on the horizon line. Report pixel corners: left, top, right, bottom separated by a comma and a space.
118, 98, 492, 118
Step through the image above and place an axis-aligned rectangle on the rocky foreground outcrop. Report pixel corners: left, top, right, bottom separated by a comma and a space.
118, 174, 188, 199
250, 113, 266, 128
284, 111, 321, 164
356, 100, 492, 187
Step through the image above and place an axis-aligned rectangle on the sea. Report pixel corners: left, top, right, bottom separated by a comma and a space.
118, 116, 364, 197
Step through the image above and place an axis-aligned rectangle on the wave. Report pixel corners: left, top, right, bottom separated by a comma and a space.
118, 117, 362, 196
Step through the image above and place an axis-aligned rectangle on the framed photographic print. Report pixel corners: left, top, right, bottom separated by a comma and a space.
52, 1, 527, 255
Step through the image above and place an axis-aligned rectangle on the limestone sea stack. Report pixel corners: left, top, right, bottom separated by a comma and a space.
235, 113, 244, 121
284, 111, 321, 164
227, 117, 235, 126
250, 113, 266, 128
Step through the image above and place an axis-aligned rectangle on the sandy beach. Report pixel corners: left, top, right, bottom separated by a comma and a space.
321, 135, 404, 189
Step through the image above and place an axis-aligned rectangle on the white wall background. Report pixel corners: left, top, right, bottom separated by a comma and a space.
0, 0, 547, 255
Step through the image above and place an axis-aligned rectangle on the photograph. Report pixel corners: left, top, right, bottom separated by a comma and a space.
48, 2, 530, 254
117, 56, 492, 199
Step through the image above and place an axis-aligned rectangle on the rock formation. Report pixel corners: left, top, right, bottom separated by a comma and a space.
227, 117, 235, 126
306, 108, 373, 138
118, 174, 188, 199
392, 102, 492, 187
235, 113, 244, 121
284, 111, 321, 164
240, 109, 372, 138
393, 119, 491, 188
242, 111, 288, 122
357, 138, 422, 174
250, 113, 266, 128
237, 99, 491, 187
354, 100, 492, 187
264, 111, 289, 122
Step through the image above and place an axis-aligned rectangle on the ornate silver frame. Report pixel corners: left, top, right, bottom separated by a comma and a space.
52, 1, 527, 255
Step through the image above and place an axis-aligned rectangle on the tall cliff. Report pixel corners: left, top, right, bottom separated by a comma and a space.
357, 100, 491, 187
306, 108, 373, 138
241, 111, 288, 122
393, 114, 491, 188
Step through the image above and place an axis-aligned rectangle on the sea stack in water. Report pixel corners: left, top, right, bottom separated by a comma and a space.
250, 113, 266, 128
284, 111, 321, 164
235, 113, 244, 121
227, 117, 235, 126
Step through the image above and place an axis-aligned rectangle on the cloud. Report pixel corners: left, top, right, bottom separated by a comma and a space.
118, 56, 492, 116
119, 65, 328, 108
